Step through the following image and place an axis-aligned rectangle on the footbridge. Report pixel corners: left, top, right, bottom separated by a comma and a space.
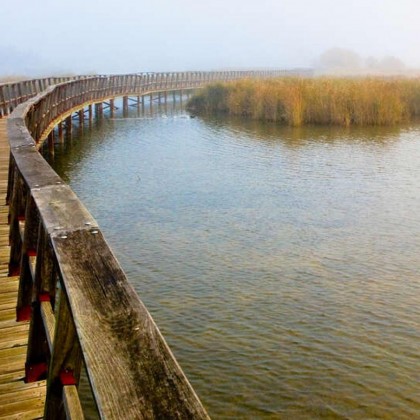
0, 69, 306, 419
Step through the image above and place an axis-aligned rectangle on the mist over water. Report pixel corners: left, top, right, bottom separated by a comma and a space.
46, 102, 420, 419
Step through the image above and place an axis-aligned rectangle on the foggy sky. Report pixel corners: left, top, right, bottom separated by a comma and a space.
1, 0, 420, 75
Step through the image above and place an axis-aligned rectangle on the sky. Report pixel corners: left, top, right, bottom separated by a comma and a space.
1, 0, 420, 75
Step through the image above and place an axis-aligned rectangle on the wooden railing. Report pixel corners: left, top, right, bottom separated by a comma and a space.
0, 76, 94, 118
6, 70, 305, 418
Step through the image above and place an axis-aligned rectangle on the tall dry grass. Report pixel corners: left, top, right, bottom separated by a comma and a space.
187, 77, 420, 126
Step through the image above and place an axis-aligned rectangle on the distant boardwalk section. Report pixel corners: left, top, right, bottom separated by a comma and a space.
0, 69, 313, 118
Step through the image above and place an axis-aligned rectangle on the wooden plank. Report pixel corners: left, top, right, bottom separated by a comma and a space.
31, 184, 97, 234
0, 336, 27, 351
0, 355, 25, 376
63, 386, 84, 420
0, 308, 17, 324
0, 396, 45, 419
6, 117, 35, 149
0, 279, 19, 295
0, 381, 45, 405
10, 145, 63, 190
0, 298, 18, 311
0, 323, 29, 350
0, 317, 26, 330
0, 379, 45, 396
0, 291, 19, 302
0, 348, 25, 365
40, 300, 55, 352
0, 370, 26, 386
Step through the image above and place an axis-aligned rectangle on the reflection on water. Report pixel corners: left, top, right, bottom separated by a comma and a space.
201, 114, 405, 146
46, 100, 420, 419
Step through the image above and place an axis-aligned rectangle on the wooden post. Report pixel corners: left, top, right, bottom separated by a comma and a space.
58, 122, 64, 143
48, 131, 55, 156
44, 288, 82, 419
137, 96, 141, 112
110, 99, 115, 118
8, 172, 25, 278
65, 116, 72, 139
11, 184, 34, 321
25, 224, 57, 382
17, 196, 40, 317
88, 105, 93, 126
24, 224, 53, 384
95, 103, 103, 119
78, 110, 84, 133
123, 96, 128, 117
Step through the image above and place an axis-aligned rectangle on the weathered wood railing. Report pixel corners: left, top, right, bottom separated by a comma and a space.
0, 76, 94, 118
6, 70, 302, 418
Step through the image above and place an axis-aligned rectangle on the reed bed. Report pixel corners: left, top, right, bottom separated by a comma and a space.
187, 77, 420, 126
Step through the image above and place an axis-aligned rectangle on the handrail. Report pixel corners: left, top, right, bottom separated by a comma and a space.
0, 75, 96, 118
6, 70, 308, 418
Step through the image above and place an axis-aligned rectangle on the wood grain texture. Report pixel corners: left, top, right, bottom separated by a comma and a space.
40, 301, 55, 352
31, 185, 97, 234
62, 386, 84, 420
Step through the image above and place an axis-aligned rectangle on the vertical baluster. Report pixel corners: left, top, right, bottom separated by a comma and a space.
26, 223, 58, 380
24, 215, 53, 383
44, 286, 82, 419
0, 85, 6, 117
8, 170, 26, 279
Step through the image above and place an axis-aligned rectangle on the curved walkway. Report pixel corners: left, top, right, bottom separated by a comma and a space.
0, 70, 298, 418
0, 119, 46, 419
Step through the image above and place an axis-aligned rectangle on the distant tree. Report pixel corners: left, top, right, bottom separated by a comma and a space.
365, 56, 379, 70
318, 48, 362, 73
378, 56, 406, 73
364, 55, 406, 74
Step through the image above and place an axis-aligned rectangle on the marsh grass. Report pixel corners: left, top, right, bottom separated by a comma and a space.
187, 77, 420, 126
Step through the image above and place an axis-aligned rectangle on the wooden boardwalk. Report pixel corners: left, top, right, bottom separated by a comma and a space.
0, 118, 46, 419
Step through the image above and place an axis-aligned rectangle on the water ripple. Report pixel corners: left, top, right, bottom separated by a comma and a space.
48, 108, 420, 419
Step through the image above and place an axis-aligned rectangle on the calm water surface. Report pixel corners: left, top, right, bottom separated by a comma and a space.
46, 102, 420, 419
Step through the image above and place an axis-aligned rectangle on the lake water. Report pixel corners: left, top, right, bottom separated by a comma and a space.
46, 100, 420, 419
